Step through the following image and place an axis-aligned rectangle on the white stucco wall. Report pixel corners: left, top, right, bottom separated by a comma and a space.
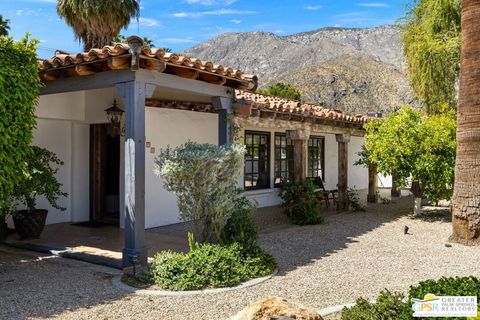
31, 87, 370, 229
241, 127, 368, 209
29, 88, 115, 226
348, 136, 369, 190
144, 107, 218, 228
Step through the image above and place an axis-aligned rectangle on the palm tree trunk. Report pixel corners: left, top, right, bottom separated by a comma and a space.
451, 0, 480, 245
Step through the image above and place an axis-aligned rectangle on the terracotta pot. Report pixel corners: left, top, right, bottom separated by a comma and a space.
13, 209, 48, 239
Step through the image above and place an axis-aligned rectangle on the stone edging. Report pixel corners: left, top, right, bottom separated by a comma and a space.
112, 269, 278, 296
317, 303, 355, 317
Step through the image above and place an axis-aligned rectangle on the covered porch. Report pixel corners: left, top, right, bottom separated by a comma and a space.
30, 36, 258, 271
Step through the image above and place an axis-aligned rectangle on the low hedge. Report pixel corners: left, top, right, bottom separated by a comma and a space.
141, 242, 276, 291
342, 276, 480, 320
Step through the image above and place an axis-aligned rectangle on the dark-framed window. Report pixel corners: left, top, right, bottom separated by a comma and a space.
307, 136, 325, 179
274, 133, 294, 187
244, 131, 270, 190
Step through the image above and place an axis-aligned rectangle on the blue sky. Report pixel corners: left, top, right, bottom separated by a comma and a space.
0, 0, 407, 58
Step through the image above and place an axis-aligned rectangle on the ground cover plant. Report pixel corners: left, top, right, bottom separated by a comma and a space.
142, 233, 276, 291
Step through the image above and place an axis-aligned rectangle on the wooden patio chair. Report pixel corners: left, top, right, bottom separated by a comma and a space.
308, 177, 338, 208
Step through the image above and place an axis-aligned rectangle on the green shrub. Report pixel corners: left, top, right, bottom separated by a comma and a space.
342, 277, 480, 320
341, 289, 411, 320
11, 146, 68, 213
0, 35, 41, 212
220, 194, 258, 252
345, 188, 366, 212
408, 276, 480, 320
279, 179, 323, 225
145, 241, 276, 291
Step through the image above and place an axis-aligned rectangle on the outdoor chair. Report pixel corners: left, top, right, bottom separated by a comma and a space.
308, 177, 338, 208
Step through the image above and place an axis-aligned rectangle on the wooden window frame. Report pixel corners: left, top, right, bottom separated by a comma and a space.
307, 135, 325, 180
244, 131, 271, 190
274, 133, 294, 187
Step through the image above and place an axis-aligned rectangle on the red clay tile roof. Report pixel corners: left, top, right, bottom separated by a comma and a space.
39, 36, 257, 91
235, 90, 367, 125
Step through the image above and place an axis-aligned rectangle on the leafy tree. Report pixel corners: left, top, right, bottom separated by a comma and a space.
401, 0, 461, 113
112, 35, 157, 48
363, 106, 456, 215
0, 35, 40, 212
258, 82, 302, 101
57, 0, 140, 51
154, 142, 245, 243
0, 15, 10, 36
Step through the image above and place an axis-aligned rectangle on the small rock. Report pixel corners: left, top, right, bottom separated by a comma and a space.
445, 243, 452, 248
229, 297, 323, 320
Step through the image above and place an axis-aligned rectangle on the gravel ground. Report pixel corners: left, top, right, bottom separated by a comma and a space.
2, 196, 480, 320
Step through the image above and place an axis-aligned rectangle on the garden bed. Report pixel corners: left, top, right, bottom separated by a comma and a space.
114, 269, 278, 296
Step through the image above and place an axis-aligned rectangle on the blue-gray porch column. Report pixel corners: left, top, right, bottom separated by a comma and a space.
116, 80, 148, 270
212, 96, 233, 145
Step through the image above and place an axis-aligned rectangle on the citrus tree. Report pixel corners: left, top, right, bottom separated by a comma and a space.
364, 106, 456, 215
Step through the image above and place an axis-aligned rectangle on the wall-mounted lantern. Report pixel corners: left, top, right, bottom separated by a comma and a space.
105, 99, 124, 137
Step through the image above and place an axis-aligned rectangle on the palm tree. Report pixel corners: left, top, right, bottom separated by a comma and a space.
0, 15, 10, 36
451, 0, 480, 244
57, 0, 140, 51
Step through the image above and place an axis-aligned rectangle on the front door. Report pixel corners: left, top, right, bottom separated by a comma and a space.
90, 124, 120, 226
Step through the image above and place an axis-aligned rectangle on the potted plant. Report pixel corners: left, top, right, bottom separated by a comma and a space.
11, 146, 67, 239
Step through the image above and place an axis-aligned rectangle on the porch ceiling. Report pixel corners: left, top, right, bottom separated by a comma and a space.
39, 36, 258, 92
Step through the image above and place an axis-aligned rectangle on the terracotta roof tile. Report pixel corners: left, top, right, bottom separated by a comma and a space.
235, 90, 367, 125
39, 36, 257, 91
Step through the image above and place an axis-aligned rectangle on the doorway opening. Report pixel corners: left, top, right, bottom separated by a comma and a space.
90, 124, 120, 226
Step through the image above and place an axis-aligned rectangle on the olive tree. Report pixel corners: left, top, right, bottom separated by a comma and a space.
154, 142, 245, 243
364, 106, 456, 215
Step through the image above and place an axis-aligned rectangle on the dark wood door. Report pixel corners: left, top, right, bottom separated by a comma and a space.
90, 124, 107, 221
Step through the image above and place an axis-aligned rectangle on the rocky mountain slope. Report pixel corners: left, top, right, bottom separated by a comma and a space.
185, 26, 414, 114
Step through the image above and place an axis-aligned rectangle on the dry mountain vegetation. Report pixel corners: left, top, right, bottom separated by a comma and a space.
186, 25, 415, 114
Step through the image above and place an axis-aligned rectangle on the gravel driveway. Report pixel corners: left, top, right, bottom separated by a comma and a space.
2, 196, 479, 320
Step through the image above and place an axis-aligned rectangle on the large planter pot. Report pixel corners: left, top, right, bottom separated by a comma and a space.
0, 218, 7, 240
13, 209, 48, 239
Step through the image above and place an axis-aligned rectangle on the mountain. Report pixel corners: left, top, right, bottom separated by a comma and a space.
185, 25, 414, 114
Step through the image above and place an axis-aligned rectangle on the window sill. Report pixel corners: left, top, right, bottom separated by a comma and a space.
243, 188, 278, 197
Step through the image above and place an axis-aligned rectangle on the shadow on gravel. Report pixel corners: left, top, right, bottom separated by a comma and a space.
257, 193, 415, 277
409, 207, 451, 223
0, 247, 128, 320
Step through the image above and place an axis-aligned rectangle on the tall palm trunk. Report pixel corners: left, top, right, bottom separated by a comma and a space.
451, 0, 480, 244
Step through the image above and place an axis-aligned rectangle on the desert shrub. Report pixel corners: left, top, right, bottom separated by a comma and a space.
280, 179, 323, 225
145, 239, 276, 291
154, 142, 245, 243
0, 35, 41, 212
341, 289, 411, 320
220, 194, 259, 253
